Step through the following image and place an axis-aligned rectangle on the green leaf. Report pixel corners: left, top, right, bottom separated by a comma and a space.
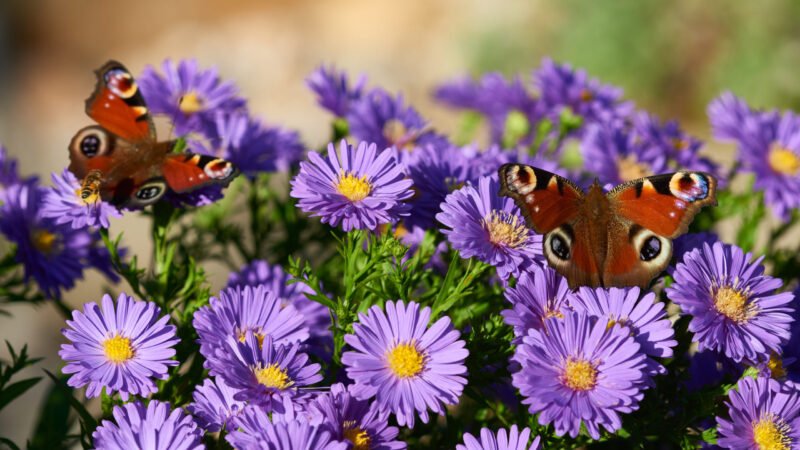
28, 376, 74, 450
0, 377, 41, 410
42, 370, 96, 431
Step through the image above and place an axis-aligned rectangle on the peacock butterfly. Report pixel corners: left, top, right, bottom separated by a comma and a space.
68, 60, 238, 208
498, 164, 717, 289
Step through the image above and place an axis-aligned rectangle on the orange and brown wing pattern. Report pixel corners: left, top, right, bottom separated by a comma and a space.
85, 60, 155, 143
162, 153, 238, 193
608, 172, 718, 238
498, 163, 584, 234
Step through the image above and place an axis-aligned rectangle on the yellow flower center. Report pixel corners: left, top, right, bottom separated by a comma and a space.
103, 335, 134, 364
768, 144, 800, 176
562, 357, 597, 391
671, 138, 689, 151
544, 308, 564, 320
714, 286, 756, 324
753, 414, 791, 450
32, 229, 58, 255
237, 331, 266, 348
342, 420, 372, 450
482, 210, 528, 248
579, 89, 594, 102
393, 223, 408, 239
383, 119, 416, 149
336, 172, 371, 202
386, 342, 425, 378
254, 364, 292, 389
618, 155, 652, 182
179, 91, 204, 114
768, 352, 787, 379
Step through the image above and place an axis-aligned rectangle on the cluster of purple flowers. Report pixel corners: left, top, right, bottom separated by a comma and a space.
30, 57, 800, 448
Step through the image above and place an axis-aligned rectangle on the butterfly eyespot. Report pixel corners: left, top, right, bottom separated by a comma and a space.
550, 235, 570, 260
104, 68, 138, 99
70, 126, 112, 159
640, 236, 661, 261
133, 180, 167, 205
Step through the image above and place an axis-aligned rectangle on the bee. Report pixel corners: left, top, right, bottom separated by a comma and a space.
76, 170, 103, 204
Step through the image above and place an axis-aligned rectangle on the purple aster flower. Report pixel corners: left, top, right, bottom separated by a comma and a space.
308, 383, 405, 450
290, 140, 414, 231
227, 412, 347, 450
0, 145, 23, 189
666, 242, 795, 363
306, 65, 366, 117
138, 58, 246, 137
342, 300, 469, 428
435, 73, 543, 146
501, 265, 571, 340
393, 223, 448, 273
569, 287, 677, 377
456, 426, 541, 450
187, 376, 249, 432
672, 232, 720, 266
581, 121, 669, 186
511, 311, 648, 439
0, 183, 95, 298
717, 376, 800, 449
208, 333, 322, 410
40, 169, 121, 229
195, 111, 305, 177
404, 144, 473, 229
193, 285, 310, 367
534, 58, 632, 127
768, 293, 800, 386
165, 185, 225, 208
348, 88, 449, 151
633, 112, 722, 179
709, 92, 800, 221
460, 144, 514, 180
436, 176, 544, 281
92, 400, 203, 450
59, 293, 179, 400
227, 260, 331, 350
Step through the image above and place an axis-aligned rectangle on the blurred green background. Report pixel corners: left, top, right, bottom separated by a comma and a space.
1, 0, 799, 444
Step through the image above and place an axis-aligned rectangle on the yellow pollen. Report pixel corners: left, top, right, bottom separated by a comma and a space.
254, 364, 292, 389
562, 357, 597, 391
179, 92, 204, 114
103, 335, 134, 364
672, 138, 689, 151
237, 331, 266, 348
753, 414, 791, 450
342, 421, 372, 450
336, 172, 372, 202
544, 308, 564, 320
386, 342, 425, 378
714, 286, 756, 324
768, 144, 800, 176
32, 229, 58, 255
618, 155, 652, 182
768, 353, 787, 379
482, 210, 528, 248
393, 223, 409, 239
579, 89, 594, 102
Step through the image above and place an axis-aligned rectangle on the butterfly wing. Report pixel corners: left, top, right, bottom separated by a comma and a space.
607, 172, 717, 238
161, 152, 239, 193
85, 60, 155, 142
498, 164, 584, 234
601, 171, 718, 288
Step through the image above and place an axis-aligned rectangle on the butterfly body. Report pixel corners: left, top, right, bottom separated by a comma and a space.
499, 164, 717, 289
69, 61, 238, 208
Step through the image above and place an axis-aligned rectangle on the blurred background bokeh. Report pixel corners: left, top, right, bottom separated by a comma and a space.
1, 0, 800, 444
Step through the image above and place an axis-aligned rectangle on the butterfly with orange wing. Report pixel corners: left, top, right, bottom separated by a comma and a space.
68, 60, 238, 208
499, 164, 717, 289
